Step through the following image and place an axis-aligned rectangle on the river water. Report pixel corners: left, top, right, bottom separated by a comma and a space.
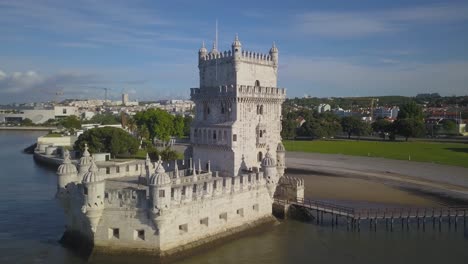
0, 131, 467, 264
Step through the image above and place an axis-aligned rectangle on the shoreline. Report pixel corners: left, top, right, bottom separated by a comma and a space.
0, 126, 56, 131
287, 166, 468, 206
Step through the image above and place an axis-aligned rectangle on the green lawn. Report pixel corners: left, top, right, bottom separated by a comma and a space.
284, 140, 468, 168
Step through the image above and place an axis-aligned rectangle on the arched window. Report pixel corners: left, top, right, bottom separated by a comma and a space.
255, 80, 260, 87
260, 105, 264, 115
257, 152, 263, 162
259, 130, 263, 137
221, 103, 225, 114
213, 131, 217, 140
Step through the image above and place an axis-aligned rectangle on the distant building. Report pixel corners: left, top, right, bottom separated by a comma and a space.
122, 93, 129, 105
0, 106, 78, 124
333, 108, 355, 118
316, 104, 331, 113
373, 106, 399, 119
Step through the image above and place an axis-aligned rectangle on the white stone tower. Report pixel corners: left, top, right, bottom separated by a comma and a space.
82, 158, 105, 232
191, 35, 286, 176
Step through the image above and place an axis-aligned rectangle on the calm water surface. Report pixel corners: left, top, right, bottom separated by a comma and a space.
0, 131, 467, 264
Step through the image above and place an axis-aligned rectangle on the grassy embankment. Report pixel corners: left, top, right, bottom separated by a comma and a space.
284, 140, 468, 168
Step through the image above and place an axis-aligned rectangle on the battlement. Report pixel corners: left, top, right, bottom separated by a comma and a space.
200, 49, 275, 66
191, 85, 286, 99
104, 189, 147, 209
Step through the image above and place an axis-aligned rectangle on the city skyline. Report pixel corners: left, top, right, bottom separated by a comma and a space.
1, 0, 468, 104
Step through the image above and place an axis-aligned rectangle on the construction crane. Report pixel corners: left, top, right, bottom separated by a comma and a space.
81, 86, 113, 102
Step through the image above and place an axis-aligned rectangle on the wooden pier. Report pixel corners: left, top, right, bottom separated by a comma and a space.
274, 198, 468, 231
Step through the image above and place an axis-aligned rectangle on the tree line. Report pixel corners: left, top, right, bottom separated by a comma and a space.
282, 101, 430, 141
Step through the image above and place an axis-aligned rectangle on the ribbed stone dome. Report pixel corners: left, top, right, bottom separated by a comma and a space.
232, 34, 241, 47
199, 41, 207, 53
261, 150, 276, 167
79, 143, 92, 166
82, 159, 102, 183
270, 42, 278, 53
149, 159, 171, 186
57, 149, 77, 175
277, 142, 285, 152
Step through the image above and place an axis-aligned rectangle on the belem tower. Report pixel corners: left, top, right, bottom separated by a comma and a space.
56, 35, 304, 256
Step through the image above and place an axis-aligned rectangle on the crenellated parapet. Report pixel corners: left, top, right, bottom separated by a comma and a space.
200, 49, 275, 66
275, 176, 305, 201
191, 85, 286, 100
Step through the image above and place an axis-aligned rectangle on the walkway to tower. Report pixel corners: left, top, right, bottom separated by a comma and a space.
274, 198, 468, 231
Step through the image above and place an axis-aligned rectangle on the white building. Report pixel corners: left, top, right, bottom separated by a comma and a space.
373, 106, 399, 119
55, 35, 303, 257
316, 103, 331, 113
0, 106, 78, 124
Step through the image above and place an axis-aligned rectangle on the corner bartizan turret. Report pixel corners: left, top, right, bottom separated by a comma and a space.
276, 142, 286, 177
78, 143, 92, 177
149, 156, 171, 213
232, 34, 242, 72
269, 42, 278, 68
57, 149, 78, 196
261, 147, 278, 198
81, 158, 105, 233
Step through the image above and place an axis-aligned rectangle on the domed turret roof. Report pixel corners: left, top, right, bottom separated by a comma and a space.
277, 142, 285, 152
199, 41, 208, 54
270, 42, 278, 53
232, 34, 241, 47
79, 143, 92, 166
82, 158, 102, 183
261, 148, 276, 167
149, 156, 171, 186
57, 149, 77, 175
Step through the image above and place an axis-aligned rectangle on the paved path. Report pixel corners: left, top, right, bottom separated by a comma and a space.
286, 152, 468, 200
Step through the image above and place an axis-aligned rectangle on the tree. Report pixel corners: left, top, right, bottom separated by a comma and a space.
74, 127, 139, 156
86, 113, 121, 125
372, 118, 393, 140
281, 119, 297, 139
60, 115, 81, 130
134, 109, 175, 143
340, 116, 370, 139
147, 146, 180, 161
398, 101, 424, 120
394, 118, 426, 141
183, 116, 193, 137
173, 115, 185, 138
126, 116, 137, 135
440, 119, 458, 135
21, 118, 34, 126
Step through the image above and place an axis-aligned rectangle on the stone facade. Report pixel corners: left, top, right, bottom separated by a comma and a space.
191, 36, 285, 176
56, 37, 303, 256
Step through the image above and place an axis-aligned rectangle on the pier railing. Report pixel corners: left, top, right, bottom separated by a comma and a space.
274, 197, 468, 230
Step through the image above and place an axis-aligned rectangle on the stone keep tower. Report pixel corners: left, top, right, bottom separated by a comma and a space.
191, 35, 286, 176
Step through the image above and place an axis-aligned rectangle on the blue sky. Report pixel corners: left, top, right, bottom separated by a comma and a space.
0, 0, 468, 103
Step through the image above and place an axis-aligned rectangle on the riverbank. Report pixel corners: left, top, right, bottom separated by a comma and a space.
286, 152, 468, 204
0, 126, 56, 131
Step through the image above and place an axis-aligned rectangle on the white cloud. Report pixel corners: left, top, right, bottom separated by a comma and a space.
0, 0, 199, 50
280, 56, 468, 97
0, 70, 103, 96
294, 3, 468, 37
